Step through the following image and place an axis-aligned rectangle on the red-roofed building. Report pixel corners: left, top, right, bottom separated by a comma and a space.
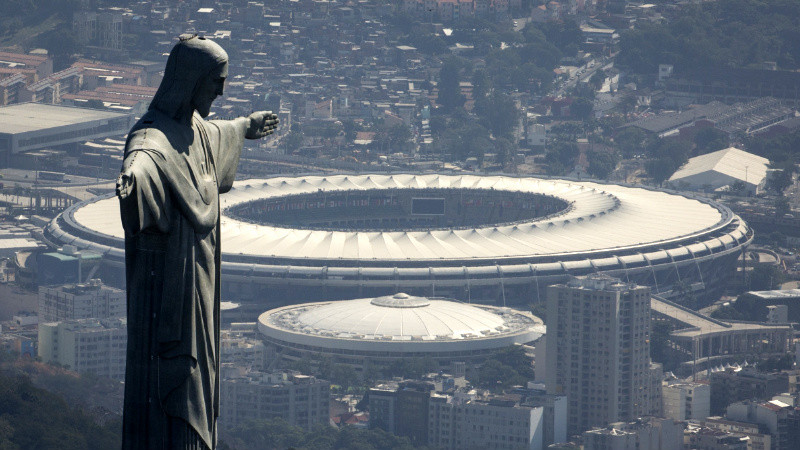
62, 84, 158, 114
73, 60, 146, 88
333, 412, 369, 428
0, 51, 53, 81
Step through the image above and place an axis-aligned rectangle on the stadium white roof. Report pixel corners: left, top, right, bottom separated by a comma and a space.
72, 174, 731, 262
668, 147, 769, 189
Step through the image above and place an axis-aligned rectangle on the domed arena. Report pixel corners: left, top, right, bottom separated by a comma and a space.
257, 292, 545, 371
46, 173, 752, 306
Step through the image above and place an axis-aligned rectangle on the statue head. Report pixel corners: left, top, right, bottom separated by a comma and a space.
150, 34, 229, 121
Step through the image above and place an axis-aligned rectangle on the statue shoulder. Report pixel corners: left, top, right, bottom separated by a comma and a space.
125, 111, 190, 156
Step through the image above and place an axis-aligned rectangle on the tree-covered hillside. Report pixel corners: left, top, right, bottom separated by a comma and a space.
0, 372, 121, 450
619, 0, 800, 74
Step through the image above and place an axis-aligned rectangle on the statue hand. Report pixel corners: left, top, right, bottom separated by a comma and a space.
245, 111, 279, 139
116, 171, 134, 199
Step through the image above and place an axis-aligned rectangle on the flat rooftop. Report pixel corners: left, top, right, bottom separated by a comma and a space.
0, 103, 131, 135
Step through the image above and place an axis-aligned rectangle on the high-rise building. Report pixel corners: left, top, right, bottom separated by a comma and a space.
72, 11, 123, 50
37, 318, 127, 380
662, 381, 711, 421
38, 279, 125, 322
545, 275, 658, 433
219, 370, 330, 432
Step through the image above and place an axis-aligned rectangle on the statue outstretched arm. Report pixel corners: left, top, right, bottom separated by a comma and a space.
206, 111, 279, 194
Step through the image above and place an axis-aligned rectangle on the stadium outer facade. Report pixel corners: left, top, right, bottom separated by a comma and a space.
45, 174, 752, 306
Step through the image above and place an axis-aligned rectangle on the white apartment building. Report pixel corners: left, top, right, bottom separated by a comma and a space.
545, 274, 658, 433
428, 395, 546, 450
38, 279, 125, 322
38, 318, 127, 380
662, 381, 711, 421
220, 371, 330, 431
221, 327, 268, 369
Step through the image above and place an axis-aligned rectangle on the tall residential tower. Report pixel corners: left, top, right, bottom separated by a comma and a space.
545, 274, 658, 433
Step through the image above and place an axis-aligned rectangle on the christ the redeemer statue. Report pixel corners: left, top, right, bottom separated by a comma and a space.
116, 34, 278, 450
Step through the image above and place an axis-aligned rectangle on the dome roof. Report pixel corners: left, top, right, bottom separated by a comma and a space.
293, 293, 506, 339
258, 294, 544, 352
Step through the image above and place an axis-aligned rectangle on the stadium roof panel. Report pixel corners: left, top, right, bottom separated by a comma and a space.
73, 174, 734, 262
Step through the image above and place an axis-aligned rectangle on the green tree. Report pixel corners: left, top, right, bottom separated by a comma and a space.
493, 137, 518, 167
343, 119, 359, 142
437, 58, 465, 111
693, 128, 729, 155
283, 131, 303, 153
774, 195, 791, 217
467, 346, 534, 392
728, 180, 747, 196
589, 70, 606, 90
529, 302, 546, 324
0, 374, 120, 450
747, 265, 784, 291
619, 0, 800, 74
475, 92, 519, 139
646, 158, 677, 185
766, 168, 793, 195
768, 231, 787, 247
587, 150, 619, 180
645, 138, 690, 184
570, 98, 594, 122
474, 359, 526, 393
544, 142, 579, 175
472, 68, 491, 101
330, 364, 358, 392
490, 346, 535, 379
226, 418, 305, 449
650, 321, 680, 372
537, 20, 582, 56
375, 123, 413, 153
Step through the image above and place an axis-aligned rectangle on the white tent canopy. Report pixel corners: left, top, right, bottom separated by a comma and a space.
668, 147, 769, 194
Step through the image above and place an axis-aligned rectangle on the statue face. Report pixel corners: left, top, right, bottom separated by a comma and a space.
192, 63, 228, 118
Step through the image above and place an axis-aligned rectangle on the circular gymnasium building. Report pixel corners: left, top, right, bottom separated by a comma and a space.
257, 292, 545, 370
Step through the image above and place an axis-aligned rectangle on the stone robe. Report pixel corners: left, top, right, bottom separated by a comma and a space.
118, 109, 246, 449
